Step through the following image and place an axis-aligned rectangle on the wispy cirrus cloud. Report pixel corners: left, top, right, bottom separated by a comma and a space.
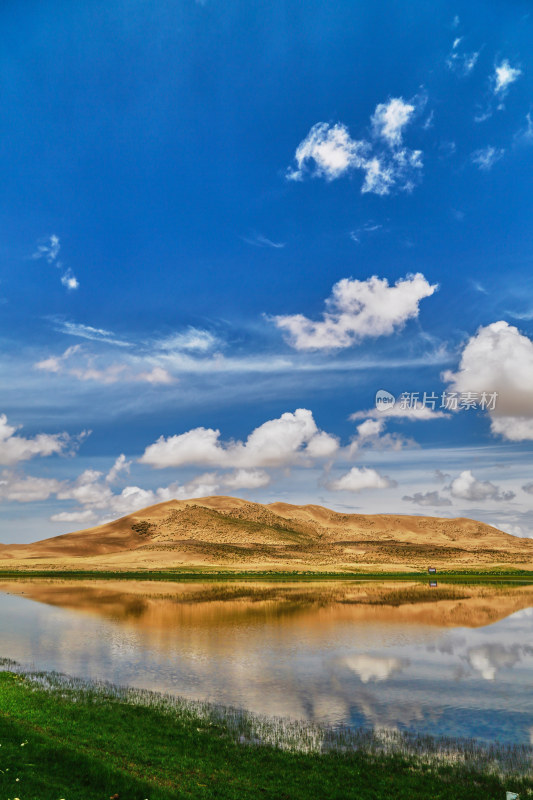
50, 318, 132, 347
349, 221, 383, 244
241, 233, 286, 249
32, 235, 80, 291
446, 36, 479, 76
152, 327, 219, 353
471, 145, 504, 170
35, 346, 175, 385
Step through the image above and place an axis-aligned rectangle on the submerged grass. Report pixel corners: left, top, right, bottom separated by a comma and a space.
0, 660, 531, 800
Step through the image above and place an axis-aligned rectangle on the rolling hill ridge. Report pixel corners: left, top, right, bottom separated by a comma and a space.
0, 495, 531, 572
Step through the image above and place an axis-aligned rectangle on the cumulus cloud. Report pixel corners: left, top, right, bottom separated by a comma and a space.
402, 490, 452, 507
286, 96, 423, 195
60, 269, 79, 291
220, 468, 271, 489
287, 122, 369, 182
42, 463, 272, 523
0, 414, 75, 466
371, 98, 415, 145
443, 321, 533, 440
140, 409, 339, 469
0, 472, 64, 502
448, 470, 515, 502
106, 454, 132, 484
493, 59, 522, 95
273, 273, 437, 351
522, 482, 533, 495
471, 146, 504, 170
327, 466, 396, 492
347, 417, 414, 457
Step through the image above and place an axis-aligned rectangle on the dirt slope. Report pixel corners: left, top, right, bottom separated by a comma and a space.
0, 495, 531, 572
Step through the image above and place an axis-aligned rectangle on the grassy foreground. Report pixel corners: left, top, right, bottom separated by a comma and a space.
0, 668, 531, 800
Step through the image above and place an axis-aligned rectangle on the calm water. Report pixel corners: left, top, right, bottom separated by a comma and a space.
0, 579, 532, 745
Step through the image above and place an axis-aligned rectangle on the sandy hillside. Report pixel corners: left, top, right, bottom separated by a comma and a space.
0, 495, 531, 572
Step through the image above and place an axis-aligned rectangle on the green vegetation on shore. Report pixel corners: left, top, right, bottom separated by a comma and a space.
0, 567, 532, 583
0, 666, 531, 800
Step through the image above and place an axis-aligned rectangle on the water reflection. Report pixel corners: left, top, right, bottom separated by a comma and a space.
0, 580, 532, 744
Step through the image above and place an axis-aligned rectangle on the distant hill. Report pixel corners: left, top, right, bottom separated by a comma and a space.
0, 495, 531, 572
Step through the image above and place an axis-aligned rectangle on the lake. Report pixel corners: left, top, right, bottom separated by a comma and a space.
0, 579, 532, 745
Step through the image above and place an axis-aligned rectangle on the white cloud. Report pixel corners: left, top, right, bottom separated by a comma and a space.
219, 468, 271, 489
106, 454, 132, 484
344, 655, 406, 683
35, 347, 175, 385
286, 96, 423, 195
242, 233, 286, 249
443, 321, 533, 440
327, 466, 396, 492
140, 408, 339, 469
493, 59, 522, 95
52, 320, 132, 347
287, 122, 368, 182
514, 112, 533, 146
489, 416, 533, 442
371, 98, 415, 146
402, 490, 452, 507
0, 414, 74, 466
523, 482, 533, 495
0, 472, 63, 502
448, 470, 515, 502
33, 234, 60, 264
33, 236, 81, 292
60, 269, 79, 291
45, 463, 273, 523
446, 38, 479, 76
350, 404, 448, 422
154, 328, 218, 353
349, 222, 383, 243
471, 146, 504, 170
347, 417, 414, 456
50, 509, 97, 524
467, 644, 524, 681
273, 273, 437, 351
136, 367, 175, 385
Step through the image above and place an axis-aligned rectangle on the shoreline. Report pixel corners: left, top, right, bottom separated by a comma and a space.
0, 660, 532, 799
0, 568, 533, 583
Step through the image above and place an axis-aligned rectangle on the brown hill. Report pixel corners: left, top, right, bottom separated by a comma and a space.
0, 495, 531, 572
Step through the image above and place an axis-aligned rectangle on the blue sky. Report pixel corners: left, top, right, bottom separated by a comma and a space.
1, 0, 533, 542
